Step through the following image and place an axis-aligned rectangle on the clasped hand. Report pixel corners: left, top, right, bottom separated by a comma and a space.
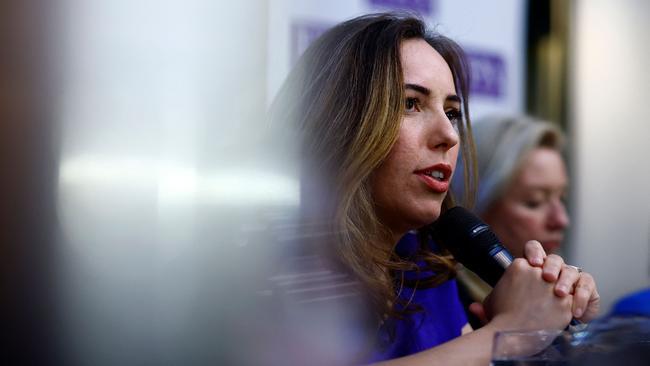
469, 240, 600, 330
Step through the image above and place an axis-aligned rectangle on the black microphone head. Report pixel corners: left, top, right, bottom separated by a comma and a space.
430, 206, 509, 287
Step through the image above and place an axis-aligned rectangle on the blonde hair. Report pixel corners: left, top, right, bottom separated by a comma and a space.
271, 13, 477, 319
453, 115, 564, 215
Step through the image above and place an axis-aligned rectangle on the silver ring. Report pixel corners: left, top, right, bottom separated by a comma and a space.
566, 264, 583, 273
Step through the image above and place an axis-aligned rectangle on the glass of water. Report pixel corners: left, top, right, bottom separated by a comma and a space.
491, 329, 569, 365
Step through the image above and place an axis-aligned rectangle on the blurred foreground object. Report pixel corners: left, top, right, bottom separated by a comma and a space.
2, 0, 369, 364
0, 0, 61, 363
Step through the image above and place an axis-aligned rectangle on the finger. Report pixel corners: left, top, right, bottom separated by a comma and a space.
555, 264, 581, 297
572, 273, 597, 319
469, 302, 489, 325
581, 291, 602, 322
523, 240, 546, 267
541, 254, 565, 282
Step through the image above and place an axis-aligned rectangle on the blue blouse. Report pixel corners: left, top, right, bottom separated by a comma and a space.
368, 232, 468, 362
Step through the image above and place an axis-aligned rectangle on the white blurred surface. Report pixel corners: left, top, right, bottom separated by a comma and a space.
54, 1, 308, 364
569, 0, 650, 311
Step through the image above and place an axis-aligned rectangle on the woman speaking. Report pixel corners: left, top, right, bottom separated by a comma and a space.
270, 13, 599, 365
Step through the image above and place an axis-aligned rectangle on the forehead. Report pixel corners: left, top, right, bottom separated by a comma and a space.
515, 148, 567, 186
400, 38, 455, 93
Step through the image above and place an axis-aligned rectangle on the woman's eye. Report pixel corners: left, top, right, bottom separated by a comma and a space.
405, 97, 419, 112
524, 201, 542, 209
523, 198, 548, 209
560, 193, 568, 204
445, 109, 462, 125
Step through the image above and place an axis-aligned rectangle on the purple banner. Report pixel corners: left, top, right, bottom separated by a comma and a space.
291, 21, 332, 65
368, 0, 435, 16
466, 50, 507, 98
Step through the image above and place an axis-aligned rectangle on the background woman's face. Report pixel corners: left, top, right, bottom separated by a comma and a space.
482, 147, 570, 257
370, 39, 461, 238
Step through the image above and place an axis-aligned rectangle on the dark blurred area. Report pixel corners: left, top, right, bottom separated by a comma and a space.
0, 1, 61, 364
526, 0, 569, 129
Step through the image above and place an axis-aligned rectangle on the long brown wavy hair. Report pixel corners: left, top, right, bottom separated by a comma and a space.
270, 13, 477, 320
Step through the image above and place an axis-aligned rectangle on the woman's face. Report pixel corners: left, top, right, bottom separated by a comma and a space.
482, 147, 570, 257
370, 38, 461, 239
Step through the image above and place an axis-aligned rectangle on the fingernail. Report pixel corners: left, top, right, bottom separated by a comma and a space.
532, 257, 543, 266
574, 308, 583, 318
558, 285, 568, 294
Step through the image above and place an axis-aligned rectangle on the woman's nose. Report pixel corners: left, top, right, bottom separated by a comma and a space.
548, 200, 570, 230
428, 111, 459, 151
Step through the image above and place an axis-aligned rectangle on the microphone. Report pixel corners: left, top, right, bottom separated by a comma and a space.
430, 206, 512, 287
430, 206, 580, 326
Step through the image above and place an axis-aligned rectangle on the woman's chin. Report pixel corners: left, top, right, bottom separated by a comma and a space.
413, 210, 442, 228
542, 241, 561, 253
380, 204, 443, 236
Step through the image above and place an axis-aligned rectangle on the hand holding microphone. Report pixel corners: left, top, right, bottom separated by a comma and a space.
430, 207, 600, 328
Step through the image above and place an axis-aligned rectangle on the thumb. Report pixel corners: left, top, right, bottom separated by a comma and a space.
469, 302, 489, 325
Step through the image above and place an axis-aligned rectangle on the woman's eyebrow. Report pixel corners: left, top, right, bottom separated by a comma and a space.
446, 95, 460, 103
404, 83, 430, 95
405, 84, 461, 104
